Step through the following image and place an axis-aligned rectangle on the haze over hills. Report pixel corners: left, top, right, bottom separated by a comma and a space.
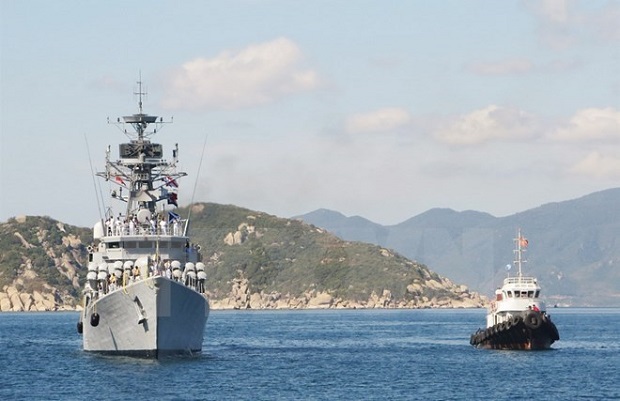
296, 188, 620, 307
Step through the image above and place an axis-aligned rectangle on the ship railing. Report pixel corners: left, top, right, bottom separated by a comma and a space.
103, 216, 187, 237
503, 276, 537, 285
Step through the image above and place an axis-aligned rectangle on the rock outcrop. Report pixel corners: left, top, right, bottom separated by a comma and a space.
208, 274, 486, 310
0, 285, 71, 311
0, 216, 87, 312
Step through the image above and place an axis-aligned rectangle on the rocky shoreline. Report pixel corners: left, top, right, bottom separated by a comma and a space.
1, 276, 486, 312
208, 277, 486, 310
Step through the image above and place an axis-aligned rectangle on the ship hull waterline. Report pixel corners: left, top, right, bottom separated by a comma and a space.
470, 313, 559, 351
81, 276, 209, 358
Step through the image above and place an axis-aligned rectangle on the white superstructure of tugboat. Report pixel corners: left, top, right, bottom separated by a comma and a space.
470, 230, 559, 350
77, 81, 209, 357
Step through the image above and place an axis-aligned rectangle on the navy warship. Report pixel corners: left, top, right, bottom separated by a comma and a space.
77, 81, 209, 357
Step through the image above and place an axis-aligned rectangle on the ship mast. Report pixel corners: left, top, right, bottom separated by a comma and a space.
98, 78, 185, 222
513, 229, 528, 278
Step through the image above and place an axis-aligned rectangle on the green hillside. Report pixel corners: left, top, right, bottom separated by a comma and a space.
0, 216, 90, 308
184, 203, 457, 302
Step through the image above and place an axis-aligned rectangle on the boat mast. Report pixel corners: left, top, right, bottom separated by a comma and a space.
513, 229, 527, 278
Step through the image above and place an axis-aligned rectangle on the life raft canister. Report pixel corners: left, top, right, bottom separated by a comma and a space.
90, 312, 100, 327
524, 311, 542, 329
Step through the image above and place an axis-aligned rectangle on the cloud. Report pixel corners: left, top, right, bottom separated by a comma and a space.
540, 58, 583, 73
91, 75, 126, 93
522, 0, 577, 49
527, 0, 571, 23
467, 58, 533, 76
345, 108, 411, 134
467, 57, 583, 76
552, 108, 620, 142
162, 37, 320, 110
570, 151, 620, 178
434, 105, 539, 145
589, 2, 620, 41
523, 0, 620, 49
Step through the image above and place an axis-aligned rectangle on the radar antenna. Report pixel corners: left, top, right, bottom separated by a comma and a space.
134, 72, 146, 115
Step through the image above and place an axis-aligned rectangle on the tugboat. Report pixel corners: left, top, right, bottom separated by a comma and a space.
470, 230, 559, 350
77, 80, 209, 357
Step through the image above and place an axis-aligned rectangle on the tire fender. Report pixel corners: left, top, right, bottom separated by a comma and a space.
525, 312, 541, 329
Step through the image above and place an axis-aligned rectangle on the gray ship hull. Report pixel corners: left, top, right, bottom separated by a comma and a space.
82, 276, 209, 357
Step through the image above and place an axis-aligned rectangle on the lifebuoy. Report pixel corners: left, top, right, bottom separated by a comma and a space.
525, 312, 542, 329
90, 312, 100, 327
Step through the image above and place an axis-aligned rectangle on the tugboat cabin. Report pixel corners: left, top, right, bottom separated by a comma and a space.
488, 276, 545, 327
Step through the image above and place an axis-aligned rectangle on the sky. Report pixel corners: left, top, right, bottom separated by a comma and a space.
1, 0, 619, 228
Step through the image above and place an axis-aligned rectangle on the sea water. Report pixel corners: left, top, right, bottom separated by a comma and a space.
0, 308, 618, 400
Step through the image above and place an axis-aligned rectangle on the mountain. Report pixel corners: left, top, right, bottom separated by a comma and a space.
299, 209, 390, 244
295, 188, 620, 307
0, 205, 484, 311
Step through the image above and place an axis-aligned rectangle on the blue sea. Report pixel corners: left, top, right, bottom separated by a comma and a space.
0, 308, 618, 400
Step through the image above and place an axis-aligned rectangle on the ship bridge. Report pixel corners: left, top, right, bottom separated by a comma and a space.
502, 276, 541, 299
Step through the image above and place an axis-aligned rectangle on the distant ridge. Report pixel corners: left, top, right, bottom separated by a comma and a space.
298, 208, 389, 245
396, 208, 495, 228
295, 187, 620, 306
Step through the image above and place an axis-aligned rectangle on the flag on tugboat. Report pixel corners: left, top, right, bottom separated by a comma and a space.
520, 237, 529, 247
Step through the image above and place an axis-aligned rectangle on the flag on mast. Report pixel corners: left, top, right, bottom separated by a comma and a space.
165, 176, 179, 188
167, 192, 178, 206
